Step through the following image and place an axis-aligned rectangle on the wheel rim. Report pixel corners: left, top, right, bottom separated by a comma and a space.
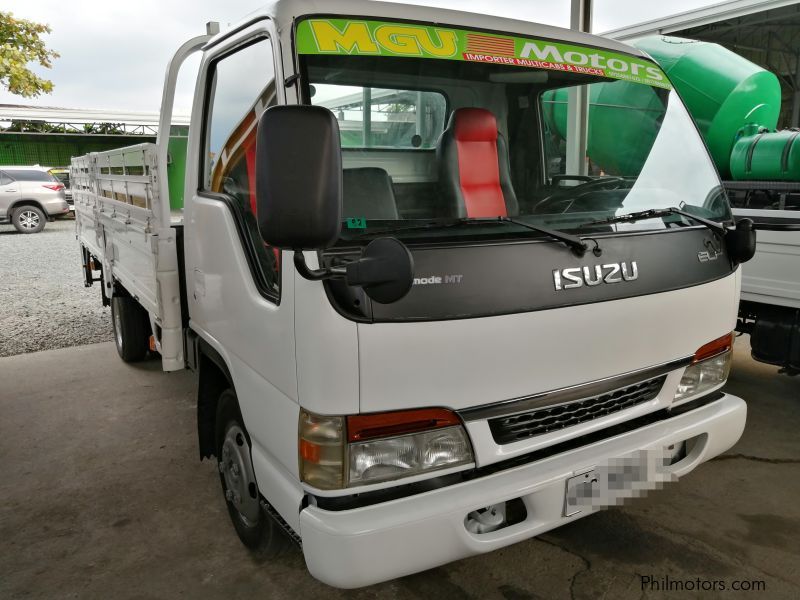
113, 304, 123, 351
18, 210, 40, 230
220, 424, 260, 525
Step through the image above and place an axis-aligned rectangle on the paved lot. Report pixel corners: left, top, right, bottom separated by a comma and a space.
0, 218, 111, 357
0, 339, 798, 599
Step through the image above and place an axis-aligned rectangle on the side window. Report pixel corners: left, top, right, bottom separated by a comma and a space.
203, 38, 280, 299
311, 83, 447, 149
0, 171, 12, 186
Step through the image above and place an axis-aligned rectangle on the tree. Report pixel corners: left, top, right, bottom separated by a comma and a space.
0, 11, 59, 98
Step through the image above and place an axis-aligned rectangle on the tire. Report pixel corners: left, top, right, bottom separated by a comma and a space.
11, 205, 46, 234
215, 390, 291, 558
110, 295, 150, 362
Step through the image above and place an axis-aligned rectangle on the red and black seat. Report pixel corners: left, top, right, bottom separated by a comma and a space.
436, 107, 518, 218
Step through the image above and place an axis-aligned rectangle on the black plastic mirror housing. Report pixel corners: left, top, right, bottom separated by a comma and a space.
255, 105, 342, 249
727, 218, 757, 265
345, 238, 414, 304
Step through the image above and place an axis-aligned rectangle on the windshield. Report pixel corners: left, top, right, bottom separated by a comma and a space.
299, 18, 731, 244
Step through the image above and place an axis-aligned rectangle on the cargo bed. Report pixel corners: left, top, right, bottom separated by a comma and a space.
72, 143, 185, 370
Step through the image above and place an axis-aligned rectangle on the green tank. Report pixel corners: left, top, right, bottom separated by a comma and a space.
730, 127, 800, 181
632, 36, 782, 178
542, 36, 783, 180
542, 82, 663, 175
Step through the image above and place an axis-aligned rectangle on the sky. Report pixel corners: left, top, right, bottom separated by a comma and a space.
0, 0, 724, 114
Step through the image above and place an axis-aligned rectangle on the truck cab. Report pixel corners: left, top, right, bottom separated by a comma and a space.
74, 0, 750, 588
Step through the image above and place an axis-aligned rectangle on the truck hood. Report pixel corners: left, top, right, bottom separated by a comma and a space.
357, 273, 738, 413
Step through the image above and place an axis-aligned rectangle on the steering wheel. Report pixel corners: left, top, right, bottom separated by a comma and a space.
534, 176, 627, 213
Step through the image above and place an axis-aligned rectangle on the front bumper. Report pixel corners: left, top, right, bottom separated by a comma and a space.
299, 393, 746, 588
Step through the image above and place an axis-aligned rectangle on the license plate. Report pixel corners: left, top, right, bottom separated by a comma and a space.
564, 469, 600, 517
563, 449, 677, 517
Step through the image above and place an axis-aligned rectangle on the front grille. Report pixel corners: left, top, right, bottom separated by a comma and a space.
489, 375, 667, 444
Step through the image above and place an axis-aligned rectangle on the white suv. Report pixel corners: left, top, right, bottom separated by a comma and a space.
0, 166, 69, 233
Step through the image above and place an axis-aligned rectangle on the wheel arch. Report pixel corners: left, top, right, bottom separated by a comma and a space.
197, 337, 235, 460
10, 199, 46, 214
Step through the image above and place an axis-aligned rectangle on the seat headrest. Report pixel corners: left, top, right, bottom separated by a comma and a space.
450, 108, 498, 143
342, 167, 399, 220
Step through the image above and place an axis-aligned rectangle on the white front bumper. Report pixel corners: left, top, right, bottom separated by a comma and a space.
299, 393, 746, 588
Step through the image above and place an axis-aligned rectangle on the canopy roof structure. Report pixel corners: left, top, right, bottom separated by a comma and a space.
0, 104, 190, 136
603, 0, 800, 127
0, 104, 191, 166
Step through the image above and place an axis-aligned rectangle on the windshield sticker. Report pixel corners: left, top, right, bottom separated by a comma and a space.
296, 18, 671, 90
346, 217, 367, 229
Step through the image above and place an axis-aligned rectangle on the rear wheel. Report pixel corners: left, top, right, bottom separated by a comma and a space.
11, 205, 46, 234
110, 295, 150, 362
215, 390, 291, 557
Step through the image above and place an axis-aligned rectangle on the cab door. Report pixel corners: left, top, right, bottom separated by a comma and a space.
183, 22, 303, 518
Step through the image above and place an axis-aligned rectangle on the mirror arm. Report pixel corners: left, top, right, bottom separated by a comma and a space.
293, 250, 348, 281
291, 238, 414, 303
294, 238, 414, 304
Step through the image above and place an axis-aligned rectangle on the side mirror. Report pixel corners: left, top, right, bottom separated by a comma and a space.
256, 106, 413, 303
345, 238, 414, 304
255, 105, 342, 249
727, 218, 757, 265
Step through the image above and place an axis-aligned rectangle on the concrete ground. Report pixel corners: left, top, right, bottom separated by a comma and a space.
0, 339, 798, 599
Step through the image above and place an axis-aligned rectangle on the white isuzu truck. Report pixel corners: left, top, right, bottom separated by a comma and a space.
73, 0, 755, 588
733, 203, 800, 375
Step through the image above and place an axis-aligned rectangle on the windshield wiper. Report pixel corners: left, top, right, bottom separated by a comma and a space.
497, 216, 589, 255
582, 207, 727, 237
351, 216, 589, 255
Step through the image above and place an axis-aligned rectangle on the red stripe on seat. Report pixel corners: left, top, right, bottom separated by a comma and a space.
453, 108, 507, 217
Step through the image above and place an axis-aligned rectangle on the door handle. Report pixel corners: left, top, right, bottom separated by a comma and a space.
5, 189, 16, 192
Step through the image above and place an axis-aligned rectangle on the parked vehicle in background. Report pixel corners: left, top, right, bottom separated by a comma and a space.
73, 0, 754, 587
49, 168, 74, 213
0, 166, 69, 233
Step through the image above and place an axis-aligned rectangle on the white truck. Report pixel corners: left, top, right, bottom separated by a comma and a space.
73, 0, 755, 588
729, 197, 800, 375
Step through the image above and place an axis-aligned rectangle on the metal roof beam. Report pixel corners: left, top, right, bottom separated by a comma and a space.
602, 0, 800, 40
0, 104, 189, 127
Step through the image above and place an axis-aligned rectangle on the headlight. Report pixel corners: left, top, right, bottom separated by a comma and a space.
674, 333, 734, 402
349, 426, 472, 485
299, 408, 474, 490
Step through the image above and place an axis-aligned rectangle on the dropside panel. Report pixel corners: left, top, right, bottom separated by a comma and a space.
72, 144, 184, 371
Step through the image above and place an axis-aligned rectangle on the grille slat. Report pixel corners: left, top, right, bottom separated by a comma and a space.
489, 376, 667, 444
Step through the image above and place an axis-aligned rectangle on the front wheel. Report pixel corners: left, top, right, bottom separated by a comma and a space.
215, 390, 291, 557
110, 295, 150, 362
11, 205, 46, 234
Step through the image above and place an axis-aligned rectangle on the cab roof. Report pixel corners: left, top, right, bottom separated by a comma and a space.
213, 0, 646, 58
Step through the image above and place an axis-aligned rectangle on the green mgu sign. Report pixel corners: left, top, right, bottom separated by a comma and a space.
296, 18, 671, 90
